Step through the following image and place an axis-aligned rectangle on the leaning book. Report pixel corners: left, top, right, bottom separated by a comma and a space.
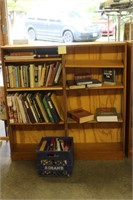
68, 108, 94, 123
95, 107, 118, 122
102, 68, 116, 85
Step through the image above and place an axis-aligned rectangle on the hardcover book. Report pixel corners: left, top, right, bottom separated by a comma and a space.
74, 73, 91, 80
87, 79, 102, 87
45, 93, 60, 122
67, 80, 86, 89
48, 62, 60, 86
74, 73, 92, 85
68, 108, 94, 123
54, 62, 62, 84
39, 64, 46, 87
50, 93, 64, 121
29, 64, 35, 88
75, 78, 93, 85
4, 53, 34, 60
42, 94, 54, 122
102, 68, 116, 85
34, 92, 49, 122
96, 107, 118, 122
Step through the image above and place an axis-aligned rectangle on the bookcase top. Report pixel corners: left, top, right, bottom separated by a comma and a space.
1, 41, 126, 49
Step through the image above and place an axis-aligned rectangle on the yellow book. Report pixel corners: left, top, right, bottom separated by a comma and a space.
39, 64, 46, 87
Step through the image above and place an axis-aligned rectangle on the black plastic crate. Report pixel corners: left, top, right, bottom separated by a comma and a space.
36, 136, 74, 177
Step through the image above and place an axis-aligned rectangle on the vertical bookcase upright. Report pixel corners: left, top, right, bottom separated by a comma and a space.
126, 41, 133, 158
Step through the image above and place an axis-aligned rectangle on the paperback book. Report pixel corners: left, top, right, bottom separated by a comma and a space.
102, 69, 116, 85
87, 79, 102, 88
68, 108, 94, 123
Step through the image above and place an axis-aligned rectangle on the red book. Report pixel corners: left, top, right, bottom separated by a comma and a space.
49, 138, 55, 151
68, 108, 94, 123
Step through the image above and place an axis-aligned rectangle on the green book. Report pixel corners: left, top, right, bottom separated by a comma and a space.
42, 94, 54, 122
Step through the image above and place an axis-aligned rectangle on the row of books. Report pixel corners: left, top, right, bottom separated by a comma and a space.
7, 92, 64, 123
4, 48, 60, 60
68, 107, 118, 123
5, 61, 62, 88
39, 137, 71, 152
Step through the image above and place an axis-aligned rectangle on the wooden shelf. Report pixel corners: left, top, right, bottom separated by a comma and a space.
7, 86, 63, 92
67, 114, 123, 124
74, 143, 124, 160
65, 60, 124, 68
9, 121, 64, 126
66, 83, 124, 90
11, 142, 124, 160
4, 57, 62, 63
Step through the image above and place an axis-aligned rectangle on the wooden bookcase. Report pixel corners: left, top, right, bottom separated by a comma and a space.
126, 41, 133, 158
1, 42, 127, 160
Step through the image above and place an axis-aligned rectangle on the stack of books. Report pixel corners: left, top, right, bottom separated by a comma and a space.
74, 73, 92, 85
67, 73, 102, 89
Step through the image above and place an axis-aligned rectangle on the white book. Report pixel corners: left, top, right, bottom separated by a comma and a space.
54, 63, 62, 84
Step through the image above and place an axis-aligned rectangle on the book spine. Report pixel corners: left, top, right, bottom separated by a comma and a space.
54, 62, 62, 84
34, 93, 49, 122
30, 64, 35, 88
34, 64, 38, 87
38, 64, 42, 87
45, 64, 53, 86
39, 140, 47, 151
11, 94, 18, 123
16, 94, 27, 123
8, 65, 15, 88
48, 62, 59, 86
27, 93, 40, 122
7, 95, 15, 123
74, 74, 91, 80
46, 93, 60, 122
50, 93, 64, 121
26, 93, 38, 122
5, 66, 10, 88
14, 93, 23, 123
23, 93, 36, 123
42, 95, 54, 122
